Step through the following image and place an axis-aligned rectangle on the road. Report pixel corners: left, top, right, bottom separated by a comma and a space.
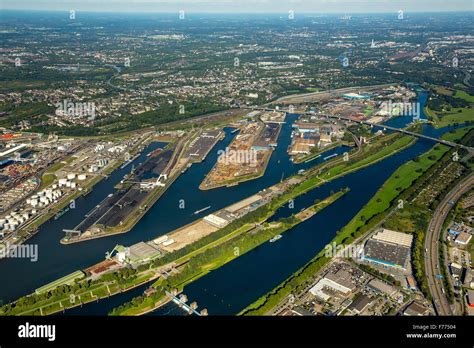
424, 172, 474, 315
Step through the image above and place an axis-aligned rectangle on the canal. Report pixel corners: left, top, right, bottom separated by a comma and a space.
0, 114, 347, 304
154, 122, 458, 315
0, 90, 464, 314
65, 117, 462, 316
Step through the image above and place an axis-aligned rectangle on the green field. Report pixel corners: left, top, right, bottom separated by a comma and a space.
441, 126, 474, 142
35, 271, 85, 294
241, 132, 465, 315
427, 107, 474, 128
336, 144, 450, 241
38, 173, 55, 190
110, 190, 347, 316
454, 90, 474, 103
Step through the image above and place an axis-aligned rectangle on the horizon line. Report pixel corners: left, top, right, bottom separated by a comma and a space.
2, 8, 474, 15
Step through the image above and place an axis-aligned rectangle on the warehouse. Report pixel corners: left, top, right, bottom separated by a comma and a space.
362, 229, 413, 270
366, 278, 398, 297
403, 301, 430, 316
372, 229, 413, 248
348, 294, 373, 315
126, 242, 161, 264
454, 231, 472, 246
203, 214, 230, 229
309, 269, 356, 300
363, 240, 410, 270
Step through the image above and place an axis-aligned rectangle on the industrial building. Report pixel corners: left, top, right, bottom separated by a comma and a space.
342, 93, 371, 100
366, 278, 398, 298
454, 231, 472, 246
117, 242, 161, 265
403, 301, 430, 316
348, 294, 373, 315
203, 214, 230, 229
362, 229, 413, 270
371, 229, 413, 248
309, 269, 356, 301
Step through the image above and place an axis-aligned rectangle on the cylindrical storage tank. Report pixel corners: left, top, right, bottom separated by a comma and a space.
58, 178, 67, 186
30, 199, 38, 207
78, 174, 87, 181
67, 173, 76, 180
26, 199, 31, 204
66, 181, 71, 188
22, 213, 29, 220
52, 184, 58, 189
31, 209, 37, 215
71, 182, 77, 189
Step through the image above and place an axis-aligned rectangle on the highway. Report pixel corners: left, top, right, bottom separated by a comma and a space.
424, 172, 474, 315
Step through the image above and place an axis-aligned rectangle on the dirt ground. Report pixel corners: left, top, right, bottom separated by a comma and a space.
161, 220, 218, 252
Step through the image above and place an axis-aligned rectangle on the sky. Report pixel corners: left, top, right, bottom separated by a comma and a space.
1, 0, 473, 13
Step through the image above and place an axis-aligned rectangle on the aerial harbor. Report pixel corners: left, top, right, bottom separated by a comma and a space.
0, 1, 473, 346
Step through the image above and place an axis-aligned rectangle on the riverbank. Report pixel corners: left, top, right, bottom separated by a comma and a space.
109, 189, 349, 316
0, 129, 416, 315
3, 134, 155, 251
60, 138, 189, 244
110, 133, 421, 316
239, 127, 471, 315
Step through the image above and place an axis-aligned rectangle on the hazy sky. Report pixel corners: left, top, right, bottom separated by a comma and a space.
1, 0, 473, 13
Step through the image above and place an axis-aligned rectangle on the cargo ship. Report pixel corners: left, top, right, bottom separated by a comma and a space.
269, 234, 282, 243
120, 153, 139, 169
323, 153, 338, 161
304, 154, 321, 163
54, 207, 70, 220
193, 206, 211, 215
147, 148, 162, 158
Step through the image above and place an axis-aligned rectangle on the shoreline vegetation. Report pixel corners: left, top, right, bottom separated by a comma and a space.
107, 131, 418, 315
239, 126, 472, 315
109, 188, 349, 316
0, 128, 422, 316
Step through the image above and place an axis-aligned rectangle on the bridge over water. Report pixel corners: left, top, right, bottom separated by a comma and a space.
243, 106, 473, 152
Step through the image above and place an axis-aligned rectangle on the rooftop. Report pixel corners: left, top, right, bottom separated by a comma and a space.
363, 239, 410, 269
372, 229, 413, 248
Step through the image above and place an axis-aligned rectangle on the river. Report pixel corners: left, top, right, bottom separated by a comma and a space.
0, 114, 348, 304
0, 93, 463, 314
